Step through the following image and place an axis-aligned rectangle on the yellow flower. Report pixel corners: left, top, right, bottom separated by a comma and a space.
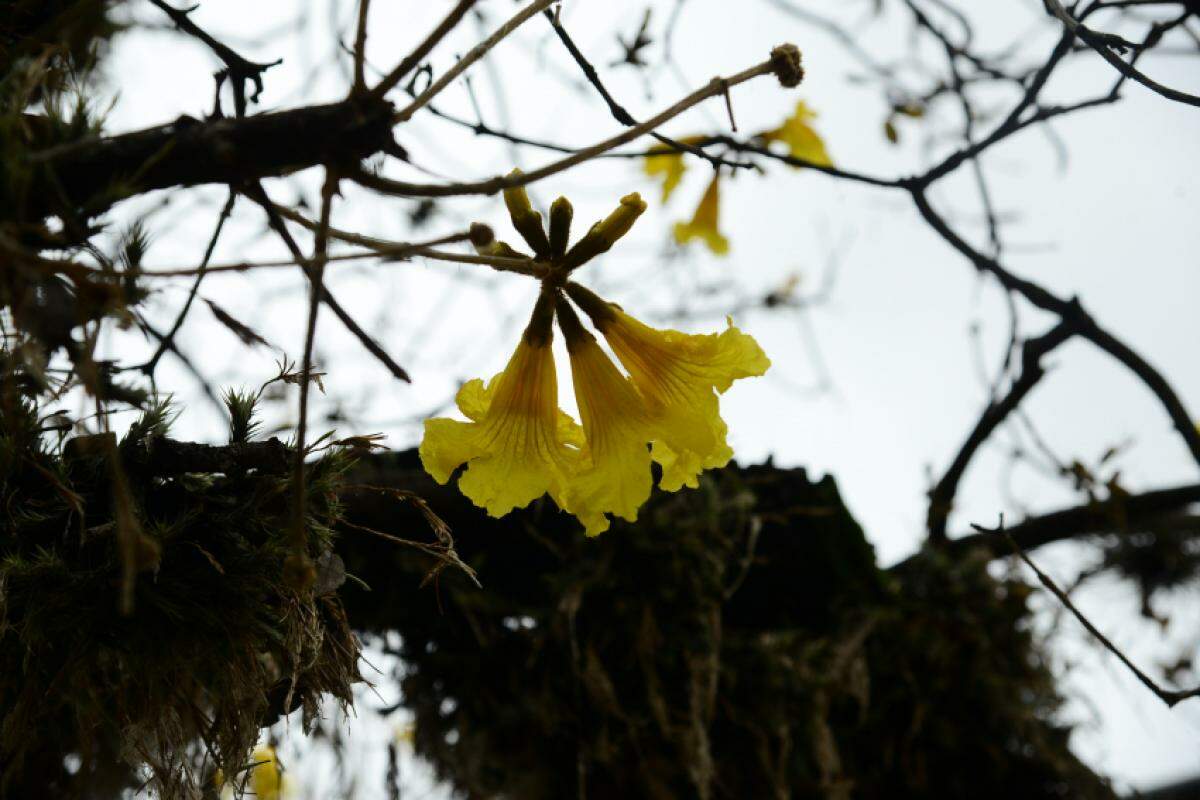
759, 100, 832, 166
565, 283, 769, 492
555, 297, 653, 536
643, 136, 706, 203
673, 174, 729, 255
420, 181, 770, 535
250, 746, 284, 800
419, 290, 583, 517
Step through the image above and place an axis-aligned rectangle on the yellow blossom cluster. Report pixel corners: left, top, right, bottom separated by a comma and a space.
420, 177, 769, 536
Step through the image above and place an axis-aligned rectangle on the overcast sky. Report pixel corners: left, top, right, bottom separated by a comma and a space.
95, 1, 1200, 793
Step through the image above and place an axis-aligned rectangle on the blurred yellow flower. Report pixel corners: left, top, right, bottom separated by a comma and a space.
250, 746, 284, 800
673, 174, 729, 255
566, 283, 769, 491
419, 290, 583, 517
759, 100, 832, 167
642, 136, 706, 203
556, 297, 653, 536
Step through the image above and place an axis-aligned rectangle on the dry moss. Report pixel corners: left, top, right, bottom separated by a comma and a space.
0, 390, 361, 799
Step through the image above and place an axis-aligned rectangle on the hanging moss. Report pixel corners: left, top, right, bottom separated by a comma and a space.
0, 390, 360, 799
341, 453, 1114, 799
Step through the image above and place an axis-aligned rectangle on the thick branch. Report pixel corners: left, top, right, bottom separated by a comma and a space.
938, 482, 1200, 559
25, 98, 397, 217
118, 436, 292, 476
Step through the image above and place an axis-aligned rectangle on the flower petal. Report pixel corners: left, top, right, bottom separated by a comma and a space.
673, 174, 729, 255
566, 283, 769, 493
420, 417, 485, 485
419, 293, 583, 518
642, 136, 707, 203
644, 148, 686, 203
557, 299, 654, 535
760, 100, 833, 167
456, 378, 491, 421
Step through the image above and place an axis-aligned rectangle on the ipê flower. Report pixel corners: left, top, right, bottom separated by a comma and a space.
564, 282, 770, 492
758, 99, 832, 167
420, 180, 646, 524
673, 173, 730, 255
419, 288, 583, 517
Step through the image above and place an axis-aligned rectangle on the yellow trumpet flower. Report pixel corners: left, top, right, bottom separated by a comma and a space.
421, 180, 770, 535
565, 283, 770, 492
556, 297, 653, 536
759, 99, 832, 167
673, 173, 729, 255
419, 290, 583, 517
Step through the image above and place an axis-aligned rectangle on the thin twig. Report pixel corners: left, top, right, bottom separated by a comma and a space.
244, 181, 412, 383
137, 232, 472, 276
977, 516, 1200, 707
370, 0, 479, 100
289, 170, 339, 569
140, 190, 236, 374
352, 0, 372, 92
149, 0, 282, 116
910, 189, 1200, 471
926, 320, 1076, 543
542, 8, 754, 172
355, 54, 783, 197
393, 0, 558, 123
1043, 0, 1200, 106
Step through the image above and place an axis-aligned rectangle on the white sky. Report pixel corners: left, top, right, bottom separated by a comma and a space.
93, 0, 1200, 794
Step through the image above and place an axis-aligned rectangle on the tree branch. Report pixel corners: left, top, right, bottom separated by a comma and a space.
25, 97, 397, 218
149, 0, 282, 116
351, 52, 786, 197
910, 189, 1200, 470
978, 517, 1200, 707
1043, 0, 1200, 107
926, 320, 1077, 543
935, 482, 1200, 558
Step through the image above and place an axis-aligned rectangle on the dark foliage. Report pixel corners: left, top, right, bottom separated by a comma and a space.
342, 452, 1113, 799
0, 374, 360, 799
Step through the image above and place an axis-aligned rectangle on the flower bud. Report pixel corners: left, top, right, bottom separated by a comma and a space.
561, 192, 647, 271
549, 196, 574, 258
503, 170, 551, 257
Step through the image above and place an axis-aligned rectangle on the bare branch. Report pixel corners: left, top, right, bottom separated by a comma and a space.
977, 517, 1200, 708
369, 0, 479, 100
392, 0, 558, 123
353, 53, 785, 197
926, 321, 1076, 543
